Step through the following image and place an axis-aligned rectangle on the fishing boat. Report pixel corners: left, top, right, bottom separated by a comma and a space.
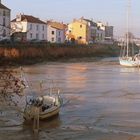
19, 68, 63, 132
24, 90, 63, 120
19, 67, 63, 121
119, 0, 140, 67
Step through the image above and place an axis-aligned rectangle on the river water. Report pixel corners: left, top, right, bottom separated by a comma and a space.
1, 57, 140, 140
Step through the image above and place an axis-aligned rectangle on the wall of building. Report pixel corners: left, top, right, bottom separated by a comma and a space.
105, 26, 113, 40
56, 29, 65, 43
47, 25, 57, 43
0, 8, 10, 40
26, 23, 47, 41
11, 21, 47, 41
47, 25, 65, 43
68, 21, 87, 44
96, 29, 105, 42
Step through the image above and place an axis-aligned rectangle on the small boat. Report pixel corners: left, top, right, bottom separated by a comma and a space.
24, 92, 63, 120
119, 0, 140, 67
119, 55, 140, 67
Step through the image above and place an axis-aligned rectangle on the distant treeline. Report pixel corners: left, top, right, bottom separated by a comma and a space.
0, 42, 120, 66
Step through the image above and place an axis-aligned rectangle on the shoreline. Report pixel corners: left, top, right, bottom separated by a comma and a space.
0, 43, 120, 67
0, 56, 117, 68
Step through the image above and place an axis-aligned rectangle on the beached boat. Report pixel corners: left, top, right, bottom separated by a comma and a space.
119, 0, 140, 67
24, 91, 63, 120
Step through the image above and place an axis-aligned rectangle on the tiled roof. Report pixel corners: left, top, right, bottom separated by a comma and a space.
47, 21, 67, 30
12, 15, 46, 24
0, 3, 10, 10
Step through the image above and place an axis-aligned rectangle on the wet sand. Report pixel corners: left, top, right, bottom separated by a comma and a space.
1, 57, 140, 139
1, 126, 140, 140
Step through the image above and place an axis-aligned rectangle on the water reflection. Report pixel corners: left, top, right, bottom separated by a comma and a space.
23, 115, 61, 130
119, 67, 140, 73
65, 64, 87, 89
2, 58, 140, 139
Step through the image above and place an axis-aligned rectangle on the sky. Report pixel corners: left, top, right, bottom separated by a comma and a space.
2, 0, 140, 38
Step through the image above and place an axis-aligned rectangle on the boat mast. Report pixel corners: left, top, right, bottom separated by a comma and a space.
126, 0, 131, 57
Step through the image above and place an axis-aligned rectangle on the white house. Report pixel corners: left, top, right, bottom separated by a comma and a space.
11, 14, 47, 42
97, 21, 114, 41
47, 21, 67, 43
0, 1, 11, 40
96, 28, 105, 43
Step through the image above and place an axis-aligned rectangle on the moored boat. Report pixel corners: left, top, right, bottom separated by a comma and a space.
119, 0, 140, 67
24, 92, 63, 120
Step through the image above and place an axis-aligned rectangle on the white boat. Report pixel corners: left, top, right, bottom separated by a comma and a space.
24, 92, 63, 120
119, 55, 140, 67
119, 0, 140, 67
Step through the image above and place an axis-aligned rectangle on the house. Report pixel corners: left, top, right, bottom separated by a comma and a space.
47, 21, 67, 43
97, 21, 114, 42
105, 25, 114, 40
11, 14, 47, 42
96, 28, 105, 43
0, 0, 11, 40
67, 17, 97, 44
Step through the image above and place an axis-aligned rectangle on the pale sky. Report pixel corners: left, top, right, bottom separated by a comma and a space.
2, 0, 140, 38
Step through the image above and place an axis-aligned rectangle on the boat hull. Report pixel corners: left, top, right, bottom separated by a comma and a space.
24, 94, 63, 121
119, 57, 140, 67
39, 106, 60, 120
24, 105, 61, 120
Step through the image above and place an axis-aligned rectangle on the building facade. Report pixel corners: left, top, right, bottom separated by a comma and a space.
47, 21, 67, 43
96, 28, 105, 43
105, 25, 114, 40
0, 1, 11, 40
97, 22, 113, 41
11, 14, 47, 42
67, 17, 98, 44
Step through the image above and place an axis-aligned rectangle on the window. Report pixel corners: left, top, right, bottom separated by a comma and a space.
52, 37, 54, 42
30, 33, 32, 39
36, 33, 39, 39
52, 31, 54, 35
3, 29, 6, 37
3, 11, 6, 16
58, 31, 61, 36
80, 25, 82, 28
58, 37, 61, 42
3, 17, 5, 26
36, 25, 39, 31
30, 24, 32, 30
7, 11, 10, 16
42, 34, 44, 39
79, 36, 82, 39
42, 25, 44, 31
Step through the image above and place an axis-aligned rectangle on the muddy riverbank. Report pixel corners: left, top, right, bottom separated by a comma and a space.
1, 57, 140, 139
0, 43, 119, 67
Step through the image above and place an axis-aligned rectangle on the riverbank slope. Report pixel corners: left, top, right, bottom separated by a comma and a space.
0, 43, 120, 66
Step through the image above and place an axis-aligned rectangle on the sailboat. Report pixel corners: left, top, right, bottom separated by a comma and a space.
119, 0, 140, 67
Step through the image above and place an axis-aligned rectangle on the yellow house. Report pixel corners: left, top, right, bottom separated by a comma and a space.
67, 17, 97, 44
